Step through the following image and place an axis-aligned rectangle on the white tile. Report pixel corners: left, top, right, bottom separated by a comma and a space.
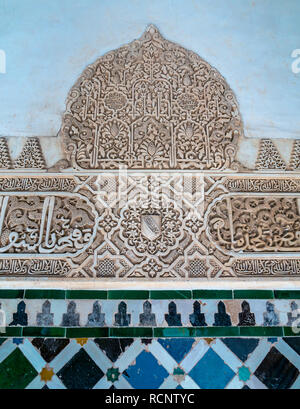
114, 375, 133, 389
276, 339, 300, 370
24, 299, 44, 326
125, 300, 144, 326
93, 377, 112, 389
50, 339, 81, 372
49, 300, 67, 326
114, 339, 144, 373
26, 375, 44, 389
151, 300, 170, 326
211, 339, 242, 372
0, 339, 16, 363
0, 299, 17, 326
180, 375, 200, 389
172, 299, 193, 326
246, 375, 268, 389
100, 300, 120, 326
19, 339, 45, 372
225, 374, 244, 389
84, 339, 111, 372
291, 374, 300, 389
159, 375, 178, 389
247, 300, 266, 326
148, 340, 178, 373
245, 339, 271, 372
47, 375, 66, 389
196, 300, 217, 326
181, 339, 209, 373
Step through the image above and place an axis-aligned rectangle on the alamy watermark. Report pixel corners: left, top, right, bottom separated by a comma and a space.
0, 50, 6, 74
292, 308, 300, 334
291, 49, 300, 74
0, 303, 6, 333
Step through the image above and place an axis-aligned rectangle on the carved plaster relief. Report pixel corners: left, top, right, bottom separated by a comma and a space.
0, 25, 300, 280
60, 25, 243, 171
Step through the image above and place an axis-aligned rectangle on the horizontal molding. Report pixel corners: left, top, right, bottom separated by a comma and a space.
1, 280, 300, 291
0, 289, 299, 299
0, 326, 299, 338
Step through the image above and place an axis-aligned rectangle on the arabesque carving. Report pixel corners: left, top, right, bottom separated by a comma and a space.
255, 139, 286, 170
14, 138, 46, 169
208, 196, 300, 252
60, 25, 243, 170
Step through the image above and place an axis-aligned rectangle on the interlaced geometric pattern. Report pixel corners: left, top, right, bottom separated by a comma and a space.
0, 337, 299, 389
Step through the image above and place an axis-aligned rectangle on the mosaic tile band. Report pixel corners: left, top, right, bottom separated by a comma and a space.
0, 337, 299, 389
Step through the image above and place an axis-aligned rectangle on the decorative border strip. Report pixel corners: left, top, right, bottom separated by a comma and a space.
0, 326, 298, 338
0, 289, 299, 299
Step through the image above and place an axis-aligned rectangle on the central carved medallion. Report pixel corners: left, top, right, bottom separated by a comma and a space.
120, 194, 183, 257
141, 214, 161, 241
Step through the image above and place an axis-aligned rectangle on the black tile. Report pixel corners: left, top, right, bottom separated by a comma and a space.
254, 346, 299, 389
9, 301, 28, 326
114, 301, 131, 327
213, 301, 231, 326
165, 302, 182, 326
141, 339, 153, 345
221, 338, 259, 362
238, 301, 256, 326
57, 349, 104, 389
283, 337, 300, 355
94, 338, 133, 362
32, 338, 70, 362
61, 301, 80, 327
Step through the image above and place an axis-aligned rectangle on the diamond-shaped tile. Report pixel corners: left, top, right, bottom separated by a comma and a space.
254, 346, 299, 389
32, 338, 70, 363
158, 338, 195, 363
94, 338, 133, 362
221, 338, 259, 362
283, 337, 300, 355
189, 348, 235, 389
0, 348, 38, 389
57, 348, 104, 389
123, 350, 169, 389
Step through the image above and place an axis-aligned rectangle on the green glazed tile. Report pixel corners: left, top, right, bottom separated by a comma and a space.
195, 327, 240, 337
0, 289, 24, 299
192, 290, 232, 299
274, 290, 300, 299
109, 327, 153, 337
22, 327, 66, 337
234, 290, 274, 299
0, 348, 38, 389
108, 290, 149, 300
66, 327, 109, 338
66, 290, 107, 299
150, 290, 191, 299
239, 326, 283, 337
25, 289, 65, 299
153, 327, 196, 337
283, 327, 300, 337
0, 327, 22, 337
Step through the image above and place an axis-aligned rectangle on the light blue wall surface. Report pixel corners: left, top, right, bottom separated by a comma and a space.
0, 0, 299, 139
